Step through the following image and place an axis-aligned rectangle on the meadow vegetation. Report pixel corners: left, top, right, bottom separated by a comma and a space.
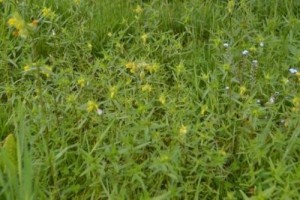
1, 0, 300, 199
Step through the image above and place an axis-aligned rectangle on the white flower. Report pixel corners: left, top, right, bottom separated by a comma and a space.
259, 42, 264, 47
242, 50, 249, 56
269, 96, 275, 104
96, 109, 103, 115
256, 99, 261, 104
252, 60, 258, 65
289, 68, 298, 74
225, 86, 230, 90
223, 43, 229, 48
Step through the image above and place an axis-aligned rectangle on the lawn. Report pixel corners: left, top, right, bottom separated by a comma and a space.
1, 0, 300, 199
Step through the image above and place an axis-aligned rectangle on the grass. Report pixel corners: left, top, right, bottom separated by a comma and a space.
1, 0, 300, 199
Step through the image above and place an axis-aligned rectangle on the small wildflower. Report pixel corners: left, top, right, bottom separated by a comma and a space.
7, 15, 24, 30
134, 5, 143, 14
281, 77, 289, 85
109, 86, 117, 99
145, 63, 159, 73
223, 43, 229, 48
292, 97, 300, 107
219, 149, 227, 156
289, 68, 298, 74
96, 109, 103, 116
227, 0, 235, 14
107, 32, 112, 37
222, 63, 230, 71
256, 99, 261, 104
225, 86, 230, 90
125, 62, 137, 74
259, 42, 264, 47
242, 50, 249, 56
292, 97, 300, 112
159, 94, 166, 105
66, 94, 76, 104
175, 62, 185, 75
141, 33, 148, 44
252, 60, 258, 66
200, 104, 208, 115
7, 13, 28, 38
268, 96, 275, 104
42, 65, 52, 77
77, 77, 86, 88
179, 125, 188, 136
87, 42, 92, 50
52, 29, 56, 36
42, 7, 55, 19
296, 72, 300, 80
87, 100, 98, 112
249, 46, 257, 52
160, 155, 169, 162
239, 85, 247, 96
264, 73, 271, 80
23, 65, 30, 72
141, 84, 152, 92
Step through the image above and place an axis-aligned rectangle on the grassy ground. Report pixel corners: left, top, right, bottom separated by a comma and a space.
1, 0, 300, 199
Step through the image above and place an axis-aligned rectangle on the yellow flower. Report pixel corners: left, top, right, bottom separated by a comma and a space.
296, 72, 300, 81
7, 13, 28, 37
87, 42, 92, 50
42, 7, 55, 19
227, 0, 235, 14
145, 63, 159, 73
77, 77, 86, 88
160, 155, 169, 162
7, 16, 24, 30
200, 104, 208, 115
239, 85, 247, 96
281, 77, 289, 85
159, 94, 166, 105
125, 62, 138, 74
134, 5, 143, 14
42, 65, 52, 77
66, 94, 76, 104
179, 125, 187, 135
249, 46, 257, 53
222, 63, 230, 71
141, 33, 148, 44
23, 65, 30, 72
109, 86, 117, 99
292, 97, 300, 107
87, 100, 98, 112
175, 62, 185, 75
141, 84, 152, 92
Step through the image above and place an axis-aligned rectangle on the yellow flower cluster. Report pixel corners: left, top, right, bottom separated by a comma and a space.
158, 94, 166, 105
77, 77, 86, 88
125, 62, 138, 74
125, 61, 160, 75
42, 7, 56, 19
239, 85, 247, 96
87, 100, 98, 112
7, 13, 28, 38
141, 84, 152, 93
292, 97, 300, 112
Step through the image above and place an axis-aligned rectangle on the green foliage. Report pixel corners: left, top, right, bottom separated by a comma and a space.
0, 0, 300, 199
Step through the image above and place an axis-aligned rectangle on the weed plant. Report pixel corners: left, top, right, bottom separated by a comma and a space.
1, 0, 300, 199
